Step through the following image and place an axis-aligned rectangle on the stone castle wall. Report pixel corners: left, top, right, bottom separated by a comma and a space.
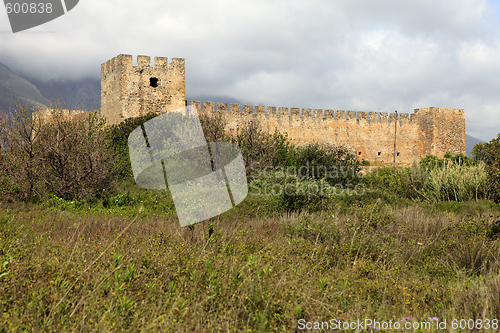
190, 101, 466, 164
33, 54, 466, 164
32, 108, 97, 123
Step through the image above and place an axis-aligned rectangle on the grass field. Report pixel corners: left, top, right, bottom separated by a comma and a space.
2, 170, 500, 332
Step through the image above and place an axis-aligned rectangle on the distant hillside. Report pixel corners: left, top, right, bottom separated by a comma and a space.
466, 134, 484, 157
20, 76, 100, 111
0, 62, 50, 111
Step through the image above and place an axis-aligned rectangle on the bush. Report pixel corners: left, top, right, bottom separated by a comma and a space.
361, 167, 395, 189
232, 119, 296, 175
294, 143, 360, 186
278, 177, 330, 213
106, 112, 158, 180
198, 106, 231, 144
485, 135, 500, 203
472, 140, 495, 163
0, 105, 116, 201
105, 109, 296, 186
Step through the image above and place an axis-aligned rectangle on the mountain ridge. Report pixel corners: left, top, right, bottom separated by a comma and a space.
0, 62, 50, 111
18, 75, 101, 111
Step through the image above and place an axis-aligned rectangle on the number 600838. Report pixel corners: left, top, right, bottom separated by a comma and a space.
5, 3, 53, 14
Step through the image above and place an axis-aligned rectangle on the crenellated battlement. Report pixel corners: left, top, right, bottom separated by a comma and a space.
32, 108, 99, 124
189, 101, 422, 123
188, 100, 465, 163
100, 54, 185, 75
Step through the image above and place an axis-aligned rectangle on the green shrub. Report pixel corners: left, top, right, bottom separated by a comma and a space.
293, 143, 360, 186
486, 220, 500, 240
361, 167, 395, 189
232, 119, 296, 176
278, 178, 329, 213
249, 171, 328, 213
432, 201, 468, 215
365, 153, 487, 203
247, 143, 362, 213
106, 113, 158, 180
485, 135, 500, 203
472, 140, 495, 163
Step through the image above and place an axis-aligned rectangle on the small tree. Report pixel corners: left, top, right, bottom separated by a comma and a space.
472, 140, 495, 163
0, 105, 116, 202
198, 106, 230, 144
485, 136, 500, 203
232, 119, 295, 175
37, 110, 116, 200
294, 143, 360, 186
0, 104, 45, 201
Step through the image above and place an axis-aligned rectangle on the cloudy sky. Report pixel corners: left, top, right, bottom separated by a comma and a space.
1, 0, 500, 141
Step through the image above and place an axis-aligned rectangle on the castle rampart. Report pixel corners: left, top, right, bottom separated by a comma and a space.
32, 108, 95, 123
190, 100, 466, 164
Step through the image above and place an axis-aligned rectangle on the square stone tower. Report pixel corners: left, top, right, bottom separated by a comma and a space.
415, 107, 466, 159
100, 54, 185, 125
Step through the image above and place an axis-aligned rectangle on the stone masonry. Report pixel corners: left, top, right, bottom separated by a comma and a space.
100, 54, 185, 125
34, 54, 466, 164
189, 101, 466, 164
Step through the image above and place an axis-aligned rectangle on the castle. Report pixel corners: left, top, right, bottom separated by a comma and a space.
35, 54, 466, 164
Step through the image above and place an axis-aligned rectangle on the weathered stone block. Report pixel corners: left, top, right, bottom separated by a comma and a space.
204, 101, 214, 114
229, 104, 240, 114
379, 112, 388, 122
290, 108, 300, 116
217, 102, 228, 113
267, 106, 277, 115
278, 107, 289, 116
255, 105, 265, 115
242, 105, 253, 114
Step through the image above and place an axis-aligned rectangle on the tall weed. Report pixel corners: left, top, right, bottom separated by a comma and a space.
398, 162, 487, 202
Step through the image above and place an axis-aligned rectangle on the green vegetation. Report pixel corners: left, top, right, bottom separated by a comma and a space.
1, 105, 500, 332
360, 152, 488, 204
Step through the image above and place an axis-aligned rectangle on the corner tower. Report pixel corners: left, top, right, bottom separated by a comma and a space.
415, 107, 466, 159
101, 54, 185, 125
